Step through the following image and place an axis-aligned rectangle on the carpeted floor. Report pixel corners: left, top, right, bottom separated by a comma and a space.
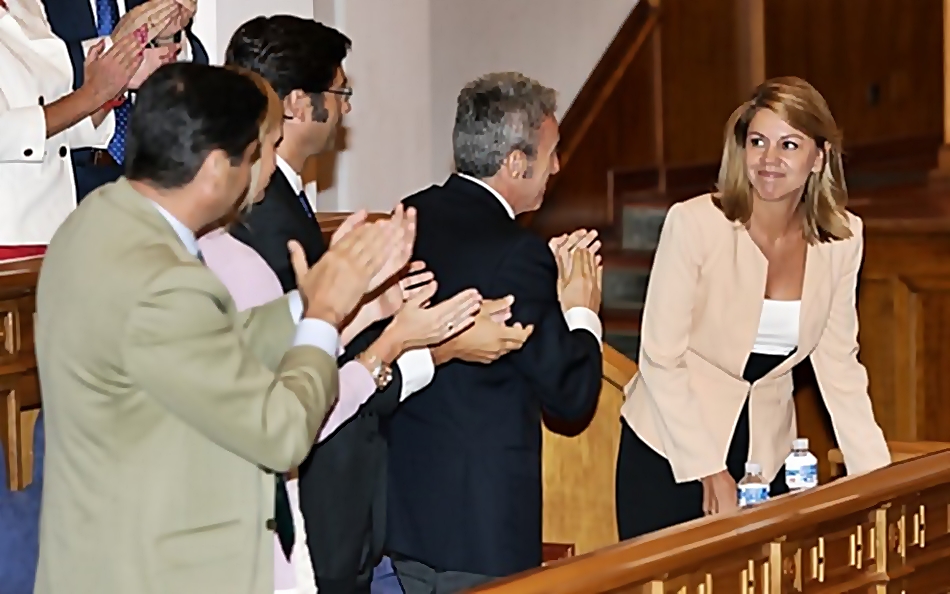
0, 415, 43, 594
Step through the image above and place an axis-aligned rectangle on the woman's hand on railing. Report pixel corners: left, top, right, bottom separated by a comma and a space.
701, 470, 738, 516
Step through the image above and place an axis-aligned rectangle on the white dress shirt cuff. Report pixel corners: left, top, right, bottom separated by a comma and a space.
177, 34, 192, 61
564, 307, 603, 349
81, 35, 113, 58
395, 348, 435, 401
288, 291, 339, 358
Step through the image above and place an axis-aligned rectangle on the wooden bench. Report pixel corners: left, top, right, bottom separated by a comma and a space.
828, 440, 950, 479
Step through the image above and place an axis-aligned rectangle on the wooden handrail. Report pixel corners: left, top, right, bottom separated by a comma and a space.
555, 1, 662, 178
474, 450, 950, 593
602, 344, 637, 390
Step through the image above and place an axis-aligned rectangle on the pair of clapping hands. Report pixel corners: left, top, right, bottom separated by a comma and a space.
82, 0, 193, 109
288, 206, 534, 364
549, 229, 603, 313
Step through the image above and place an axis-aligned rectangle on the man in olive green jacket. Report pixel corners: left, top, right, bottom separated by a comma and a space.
33, 63, 411, 594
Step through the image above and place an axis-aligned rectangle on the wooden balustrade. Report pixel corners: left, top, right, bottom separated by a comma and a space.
0, 213, 365, 491
475, 450, 950, 594
0, 256, 42, 491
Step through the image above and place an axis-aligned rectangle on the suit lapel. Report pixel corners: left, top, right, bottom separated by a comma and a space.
271, 171, 326, 262
734, 224, 769, 374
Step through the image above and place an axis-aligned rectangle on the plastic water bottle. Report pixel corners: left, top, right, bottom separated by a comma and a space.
737, 462, 769, 508
785, 438, 819, 492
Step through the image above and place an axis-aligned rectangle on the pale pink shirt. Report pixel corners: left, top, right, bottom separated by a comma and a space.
198, 229, 377, 593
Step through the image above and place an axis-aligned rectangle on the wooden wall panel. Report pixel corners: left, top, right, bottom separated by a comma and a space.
660, 0, 743, 167
765, 0, 943, 147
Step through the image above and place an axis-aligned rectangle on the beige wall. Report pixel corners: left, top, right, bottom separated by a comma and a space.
191, 0, 637, 211
429, 0, 638, 180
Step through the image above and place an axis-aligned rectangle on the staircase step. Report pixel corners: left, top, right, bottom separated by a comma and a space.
621, 205, 668, 251
604, 328, 640, 363
602, 260, 649, 310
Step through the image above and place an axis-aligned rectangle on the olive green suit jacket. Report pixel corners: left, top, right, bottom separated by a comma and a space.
33, 179, 338, 594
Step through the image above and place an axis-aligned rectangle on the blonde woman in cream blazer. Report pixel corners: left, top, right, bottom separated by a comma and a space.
616, 77, 891, 540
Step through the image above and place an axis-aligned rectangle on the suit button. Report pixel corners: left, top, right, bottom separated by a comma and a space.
38, 96, 44, 105
59, 146, 67, 157
23, 148, 33, 157
265, 518, 277, 531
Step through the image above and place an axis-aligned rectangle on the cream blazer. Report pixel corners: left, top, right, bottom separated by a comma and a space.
0, 0, 114, 245
621, 195, 890, 483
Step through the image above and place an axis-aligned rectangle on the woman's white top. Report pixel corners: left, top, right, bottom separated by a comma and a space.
751, 299, 801, 356
0, 0, 115, 246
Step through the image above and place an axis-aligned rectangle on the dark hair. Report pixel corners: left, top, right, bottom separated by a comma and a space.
224, 16, 351, 122
453, 72, 557, 178
126, 63, 267, 189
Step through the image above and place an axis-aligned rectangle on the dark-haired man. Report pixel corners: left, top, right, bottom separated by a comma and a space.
223, 16, 533, 594
386, 73, 604, 593
33, 62, 400, 594
224, 17, 432, 594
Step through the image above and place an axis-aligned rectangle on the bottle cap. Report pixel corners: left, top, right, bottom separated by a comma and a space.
745, 462, 761, 474
793, 438, 809, 450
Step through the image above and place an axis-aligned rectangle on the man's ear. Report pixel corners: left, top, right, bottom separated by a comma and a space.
505, 150, 529, 179
283, 90, 312, 123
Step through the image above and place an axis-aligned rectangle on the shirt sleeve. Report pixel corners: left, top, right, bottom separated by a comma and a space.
395, 348, 435, 401
314, 361, 377, 443
564, 306, 603, 348
288, 290, 340, 358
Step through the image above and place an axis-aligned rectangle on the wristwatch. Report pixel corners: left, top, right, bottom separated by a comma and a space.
359, 352, 393, 390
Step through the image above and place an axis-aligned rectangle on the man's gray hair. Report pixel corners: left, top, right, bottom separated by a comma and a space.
452, 72, 557, 179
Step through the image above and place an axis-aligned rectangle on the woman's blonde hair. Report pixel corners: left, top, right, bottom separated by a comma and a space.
223, 66, 283, 224
715, 76, 850, 243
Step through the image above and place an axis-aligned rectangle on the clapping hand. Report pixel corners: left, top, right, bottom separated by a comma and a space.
83, 33, 146, 106
556, 247, 602, 313
112, 0, 180, 46
328, 205, 416, 294
549, 229, 602, 284
376, 268, 480, 350
288, 212, 401, 326
435, 296, 534, 364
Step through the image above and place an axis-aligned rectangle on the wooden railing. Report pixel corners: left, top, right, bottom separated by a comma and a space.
0, 213, 367, 491
0, 256, 41, 491
476, 450, 950, 593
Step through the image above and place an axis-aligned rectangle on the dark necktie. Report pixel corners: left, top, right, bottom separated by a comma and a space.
297, 190, 315, 220
275, 475, 295, 560
96, 0, 131, 165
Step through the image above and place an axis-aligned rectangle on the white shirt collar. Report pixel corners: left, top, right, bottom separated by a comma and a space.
275, 155, 304, 196
150, 202, 199, 257
455, 173, 515, 219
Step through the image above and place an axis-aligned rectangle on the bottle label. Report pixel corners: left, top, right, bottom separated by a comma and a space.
785, 462, 818, 490
738, 484, 769, 508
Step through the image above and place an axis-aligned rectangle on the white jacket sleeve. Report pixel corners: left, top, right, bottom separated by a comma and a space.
0, 99, 47, 164
65, 109, 116, 149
